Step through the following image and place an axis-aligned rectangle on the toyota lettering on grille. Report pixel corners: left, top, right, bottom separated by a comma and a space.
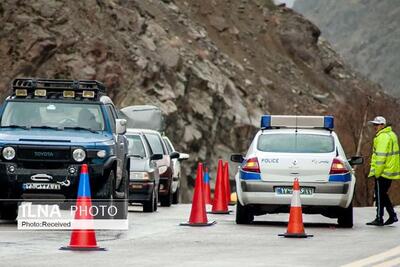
34, 151, 55, 158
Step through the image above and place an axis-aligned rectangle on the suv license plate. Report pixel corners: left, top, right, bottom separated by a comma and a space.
275, 187, 314, 195
23, 183, 61, 190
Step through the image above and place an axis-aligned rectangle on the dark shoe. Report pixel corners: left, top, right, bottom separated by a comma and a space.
384, 215, 398, 225
366, 218, 384, 226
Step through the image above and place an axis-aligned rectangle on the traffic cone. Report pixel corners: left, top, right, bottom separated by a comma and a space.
60, 164, 106, 250
279, 178, 313, 238
203, 167, 212, 205
223, 162, 232, 205
180, 163, 216, 226
210, 160, 230, 214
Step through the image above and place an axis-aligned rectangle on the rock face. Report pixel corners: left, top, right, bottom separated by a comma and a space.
0, 0, 398, 205
294, 0, 400, 96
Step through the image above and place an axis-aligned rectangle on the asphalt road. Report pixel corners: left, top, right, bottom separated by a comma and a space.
1, 204, 400, 267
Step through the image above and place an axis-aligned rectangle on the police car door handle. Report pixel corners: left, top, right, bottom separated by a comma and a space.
31, 174, 53, 181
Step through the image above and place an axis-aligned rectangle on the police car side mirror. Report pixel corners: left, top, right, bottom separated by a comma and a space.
348, 156, 363, 166
231, 154, 244, 163
116, 119, 127, 135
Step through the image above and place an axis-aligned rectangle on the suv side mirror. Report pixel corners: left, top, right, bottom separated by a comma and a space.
178, 153, 190, 161
116, 119, 127, 135
348, 156, 363, 166
150, 154, 163, 161
231, 154, 244, 163
170, 151, 180, 159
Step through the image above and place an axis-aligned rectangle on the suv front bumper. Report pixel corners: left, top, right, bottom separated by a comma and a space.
0, 161, 111, 200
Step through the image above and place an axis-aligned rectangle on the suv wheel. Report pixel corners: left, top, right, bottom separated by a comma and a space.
115, 169, 129, 219
160, 187, 172, 207
172, 186, 179, 204
143, 186, 156, 213
236, 201, 254, 224
0, 202, 18, 221
337, 202, 353, 228
95, 169, 115, 219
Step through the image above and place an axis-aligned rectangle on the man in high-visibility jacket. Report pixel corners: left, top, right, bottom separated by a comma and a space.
367, 116, 399, 226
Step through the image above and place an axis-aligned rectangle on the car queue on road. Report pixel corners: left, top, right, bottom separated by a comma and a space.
0, 77, 396, 231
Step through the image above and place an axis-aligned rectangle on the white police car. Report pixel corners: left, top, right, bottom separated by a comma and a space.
231, 115, 363, 227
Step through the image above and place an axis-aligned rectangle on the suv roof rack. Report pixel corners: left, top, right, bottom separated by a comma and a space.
12, 78, 105, 91
10, 78, 106, 101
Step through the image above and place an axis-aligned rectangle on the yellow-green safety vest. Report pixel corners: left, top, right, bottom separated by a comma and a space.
369, 126, 400, 179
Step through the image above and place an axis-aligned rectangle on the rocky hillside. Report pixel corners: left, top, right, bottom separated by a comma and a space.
0, 0, 398, 205
294, 0, 400, 96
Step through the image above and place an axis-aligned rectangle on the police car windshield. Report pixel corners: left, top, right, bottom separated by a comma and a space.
0, 101, 105, 131
257, 133, 334, 153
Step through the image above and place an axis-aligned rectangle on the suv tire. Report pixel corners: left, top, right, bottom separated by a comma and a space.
0, 202, 18, 221
236, 201, 254, 224
95, 169, 115, 219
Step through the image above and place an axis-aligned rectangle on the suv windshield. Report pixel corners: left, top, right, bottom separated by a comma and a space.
1, 101, 105, 131
126, 135, 147, 158
257, 133, 334, 153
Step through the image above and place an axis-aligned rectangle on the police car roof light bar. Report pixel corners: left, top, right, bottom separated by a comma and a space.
261, 115, 334, 130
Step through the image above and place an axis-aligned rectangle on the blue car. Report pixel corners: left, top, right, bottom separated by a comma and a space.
0, 78, 129, 220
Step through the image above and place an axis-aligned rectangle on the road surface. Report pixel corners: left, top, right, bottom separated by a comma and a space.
1, 204, 400, 267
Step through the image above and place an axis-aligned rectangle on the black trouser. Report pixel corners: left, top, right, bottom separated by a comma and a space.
375, 178, 396, 219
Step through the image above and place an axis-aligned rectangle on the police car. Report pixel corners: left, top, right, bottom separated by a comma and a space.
231, 115, 363, 228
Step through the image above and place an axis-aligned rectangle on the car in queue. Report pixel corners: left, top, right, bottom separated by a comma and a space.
162, 136, 189, 204
137, 128, 180, 207
231, 115, 363, 228
126, 129, 163, 212
0, 78, 129, 220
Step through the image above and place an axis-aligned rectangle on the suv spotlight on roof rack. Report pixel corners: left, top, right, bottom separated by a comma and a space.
11, 78, 106, 100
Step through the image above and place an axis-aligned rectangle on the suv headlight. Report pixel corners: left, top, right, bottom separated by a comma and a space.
2, 147, 15, 160
72, 148, 86, 162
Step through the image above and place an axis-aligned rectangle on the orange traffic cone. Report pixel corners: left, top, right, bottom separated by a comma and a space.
60, 164, 106, 250
203, 167, 212, 205
279, 178, 313, 238
180, 163, 216, 226
223, 162, 232, 205
210, 160, 230, 214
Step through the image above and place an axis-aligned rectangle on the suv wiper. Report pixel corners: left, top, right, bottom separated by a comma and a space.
31, 125, 62, 131
1, 124, 29, 130
62, 126, 98, 133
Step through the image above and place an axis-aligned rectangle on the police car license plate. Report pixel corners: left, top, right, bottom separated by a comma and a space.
23, 183, 61, 190
275, 187, 314, 195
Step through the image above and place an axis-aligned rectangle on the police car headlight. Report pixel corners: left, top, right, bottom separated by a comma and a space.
2, 147, 15, 160
72, 148, 86, 162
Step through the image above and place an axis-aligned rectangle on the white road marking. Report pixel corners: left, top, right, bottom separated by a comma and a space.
374, 256, 400, 267
341, 245, 400, 267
